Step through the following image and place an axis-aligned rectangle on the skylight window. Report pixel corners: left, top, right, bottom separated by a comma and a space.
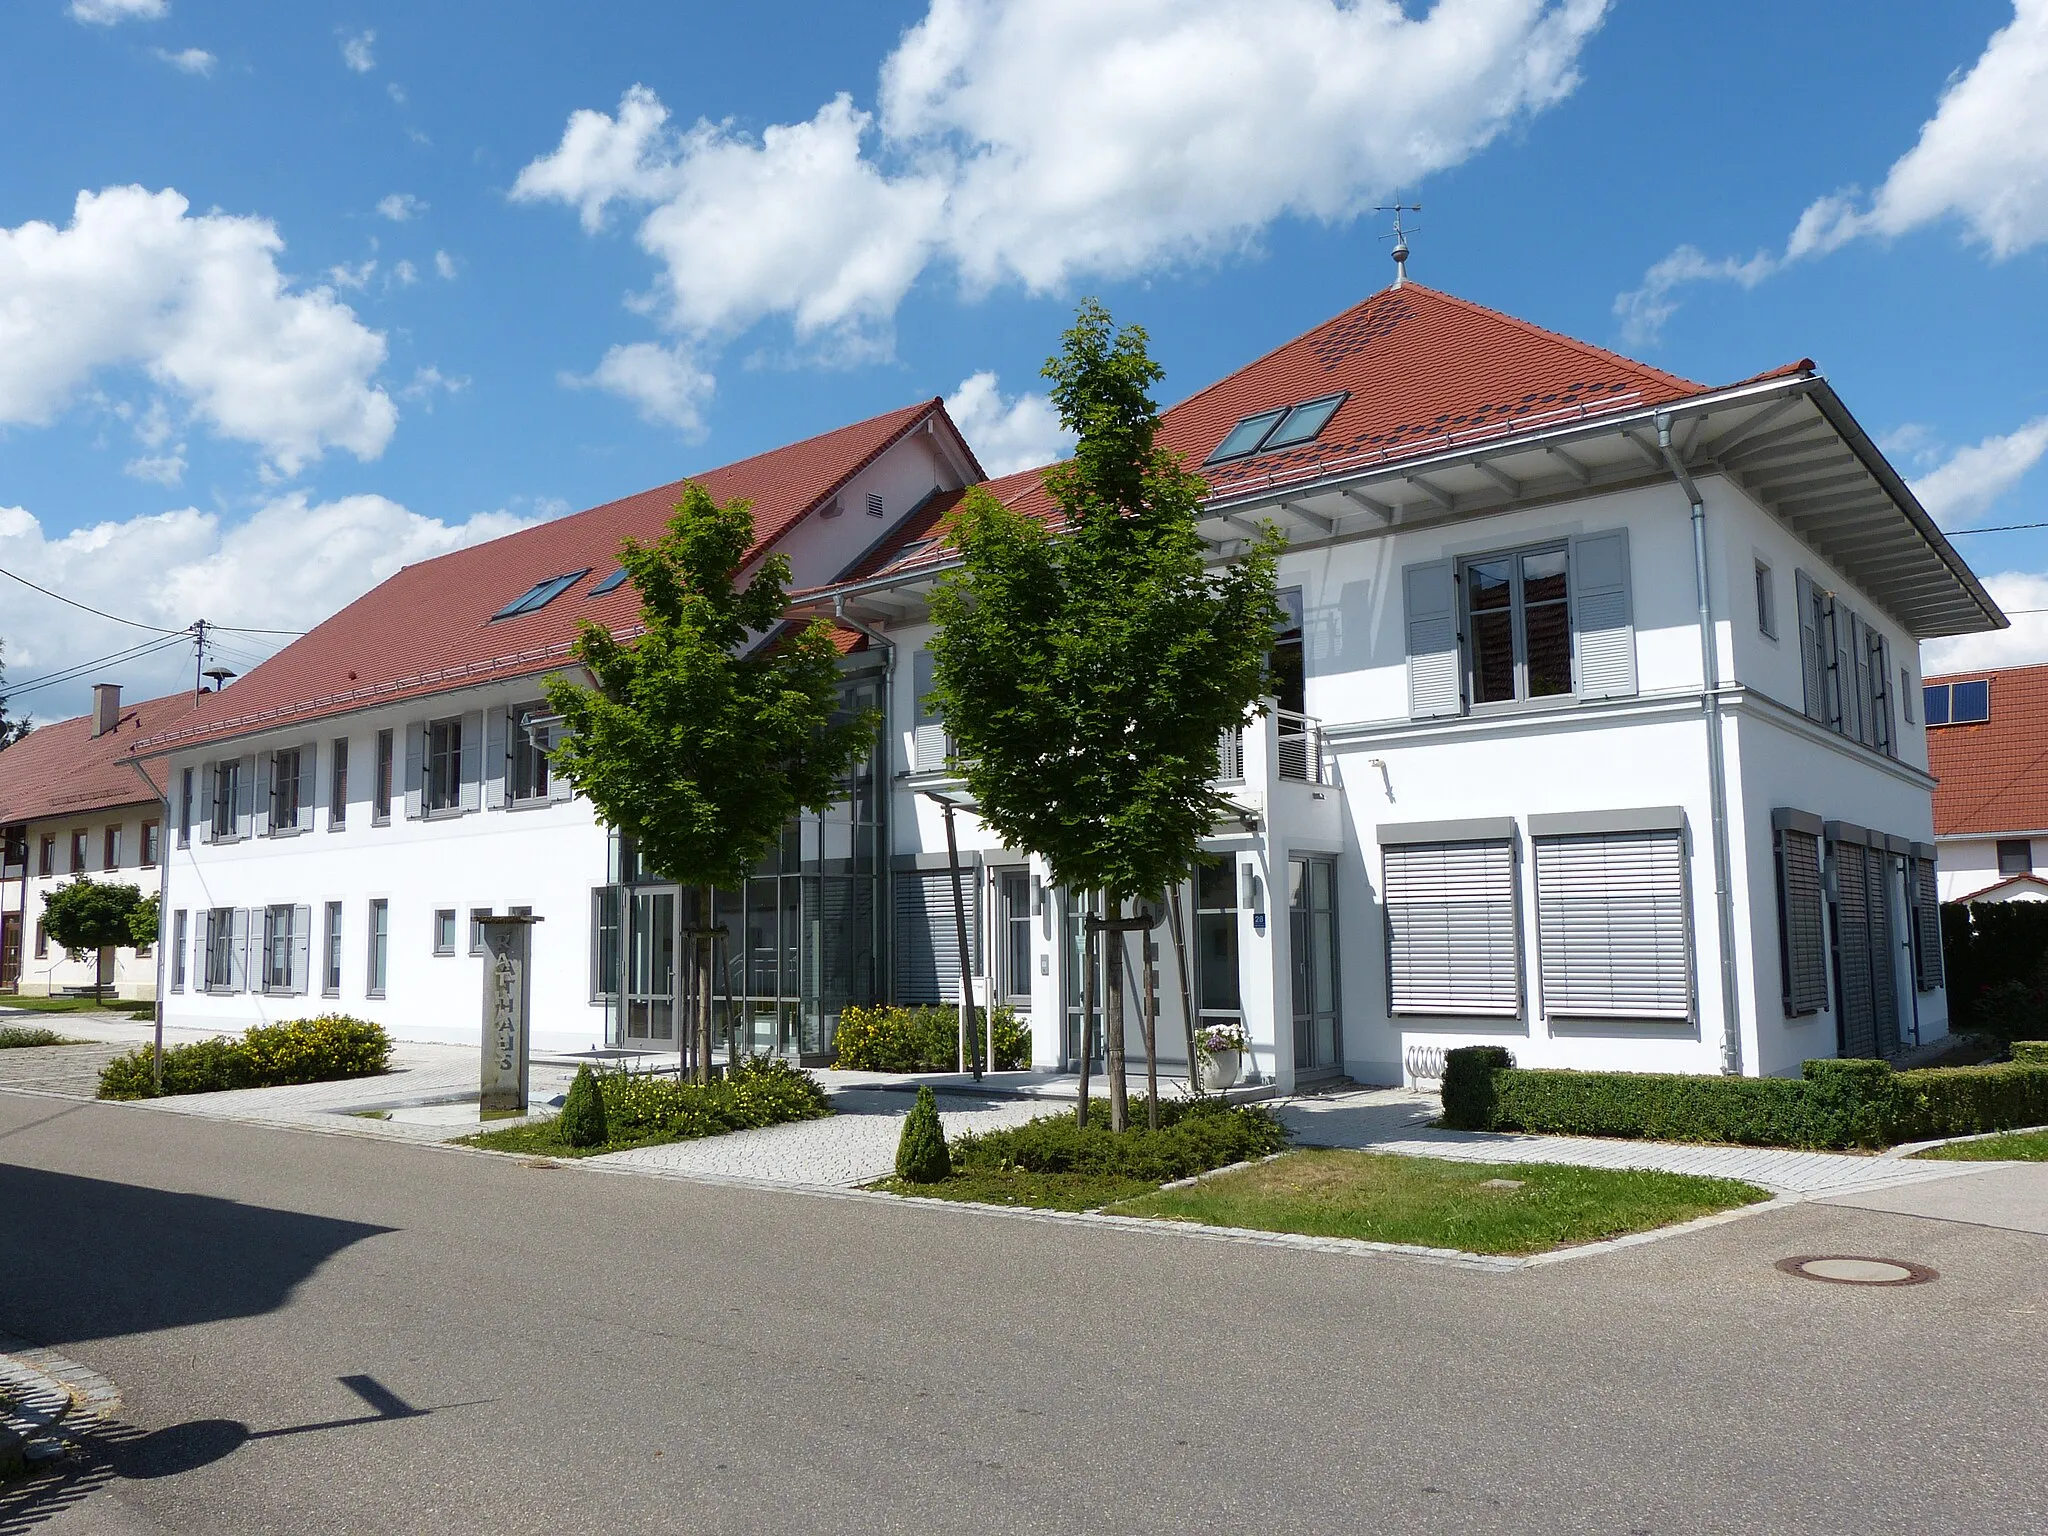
887, 538, 940, 570
1203, 392, 1350, 464
491, 569, 591, 621
1924, 679, 1989, 726
589, 567, 629, 596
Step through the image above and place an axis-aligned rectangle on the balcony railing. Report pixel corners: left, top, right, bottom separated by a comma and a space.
1217, 725, 1245, 784
1275, 709, 1327, 785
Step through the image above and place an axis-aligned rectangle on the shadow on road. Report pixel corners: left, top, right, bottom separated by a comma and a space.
0, 1164, 394, 1349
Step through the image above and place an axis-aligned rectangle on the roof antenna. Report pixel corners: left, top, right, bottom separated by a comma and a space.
1375, 202, 1422, 288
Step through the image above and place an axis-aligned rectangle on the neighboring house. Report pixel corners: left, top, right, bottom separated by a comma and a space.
134, 279, 2002, 1079
1925, 662, 2048, 903
0, 685, 193, 999
135, 400, 985, 1051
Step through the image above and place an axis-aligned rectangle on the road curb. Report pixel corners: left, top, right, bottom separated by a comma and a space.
0, 1333, 120, 1480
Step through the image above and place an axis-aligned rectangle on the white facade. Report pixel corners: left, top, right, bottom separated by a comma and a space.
2, 803, 164, 1000
1936, 835, 2048, 902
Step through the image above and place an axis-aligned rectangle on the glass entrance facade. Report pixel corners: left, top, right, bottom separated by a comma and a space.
1290, 856, 1340, 1073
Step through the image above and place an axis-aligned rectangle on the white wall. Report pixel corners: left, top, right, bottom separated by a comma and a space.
7, 804, 164, 999
1938, 835, 2046, 901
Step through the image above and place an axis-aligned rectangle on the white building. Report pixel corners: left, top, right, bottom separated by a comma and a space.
137, 280, 2003, 1081
1925, 662, 2048, 903
1, 685, 191, 1000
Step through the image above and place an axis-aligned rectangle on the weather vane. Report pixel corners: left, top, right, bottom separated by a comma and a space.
1374, 202, 1422, 287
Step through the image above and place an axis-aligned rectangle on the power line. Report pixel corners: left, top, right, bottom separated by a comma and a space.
1948, 521, 2048, 535
209, 623, 308, 636
0, 634, 191, 699
0, 563, 186, 634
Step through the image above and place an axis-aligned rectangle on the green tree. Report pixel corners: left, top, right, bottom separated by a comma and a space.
544, 483, 878, 1083
0, 639, 31, 748
128, 893, 160, 952
559, 1064, 610, 1148
41, 877, 147, 1003
929, 300, 1283, 1131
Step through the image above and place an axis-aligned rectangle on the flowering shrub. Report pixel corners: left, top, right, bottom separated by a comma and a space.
595, 1054, 830, 1141
99, 1015, 391, 1100
1195, 1025, 1246, 1060
833, 1004, 1031, 1072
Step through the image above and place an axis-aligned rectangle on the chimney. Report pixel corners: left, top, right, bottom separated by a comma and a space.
92, 682, 121, 739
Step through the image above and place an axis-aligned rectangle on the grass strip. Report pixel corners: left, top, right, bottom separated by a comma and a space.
1106, 1149, 1770, 1256
459, 1116, 727, 1159
1913, 1128, 2048, 1161
1, 995, 154, 1019
875, 1169, 1158, 1211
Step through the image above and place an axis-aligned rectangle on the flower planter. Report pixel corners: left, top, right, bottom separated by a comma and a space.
1201, 1047, 1241, 1093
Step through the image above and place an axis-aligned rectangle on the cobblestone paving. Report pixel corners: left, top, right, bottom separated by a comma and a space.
0, 1043, 131, 1099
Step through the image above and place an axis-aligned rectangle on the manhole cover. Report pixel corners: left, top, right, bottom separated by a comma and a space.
1775, 1255, 1938, 1286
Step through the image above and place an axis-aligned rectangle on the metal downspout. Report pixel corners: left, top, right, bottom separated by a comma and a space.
1658, 415, 1745, 1077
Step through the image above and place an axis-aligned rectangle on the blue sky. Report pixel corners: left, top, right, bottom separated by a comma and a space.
3, 0, 2046, 720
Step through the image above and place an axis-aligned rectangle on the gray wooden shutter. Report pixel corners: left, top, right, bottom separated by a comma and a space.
404, 722, 425, 820
296, 745, 318, 831
229, 908, 251, 992
1535, 830, 1690, 1020
1381, 838, 1520, 1015
235, 755, 257, 839
1778, 827, 1828, 1014
912, 649, 948, 771
548, 717, 576, 803
291, 905, 312, 995
1872, 635, 1894, 755
1912, 855, 1942, 992
484, 708, 508, 810
251, 752, 272, 838
459, 711, 484, 812
1841, 608, 1868, 744
1795, 572, 1823, 720
1567, 529, 1637, 699
1820, 595, 1846, 732
199, 762, 217, 844
1831, 839, 1875, 1057
1402, 559, 1461, 720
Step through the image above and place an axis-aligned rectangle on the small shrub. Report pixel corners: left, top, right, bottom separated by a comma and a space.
896, 1085, 952, 1182
950, 1098, 1288, 1183
1441, 1046, 1515, 1131
0, 1026, 65, 1049
834, 1004, 1030, 1072
560, 1065, 609, 1147
594, 1054, 831, 1142
97, 1015, 391, 1100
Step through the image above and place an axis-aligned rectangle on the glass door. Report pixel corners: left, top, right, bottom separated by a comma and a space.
623, 888, 677, 1048
1061, 888, 1102, 1070
1290, 857, 1340, 1074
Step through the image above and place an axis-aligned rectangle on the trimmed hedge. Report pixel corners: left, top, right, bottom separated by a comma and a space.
949, 1097, 1288, 1183
1441, 1046, 2048, 1149
98, 1015, 391, 1100
593, 1054, 830, 1141
833, 1004, 1031, 1072
2012, 1041, 2048, 1066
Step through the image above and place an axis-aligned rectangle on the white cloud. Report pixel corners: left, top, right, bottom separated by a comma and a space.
1909, 416, 2048, 528
376, 192, 426, 222
387, 81, 407, 106
1922, 572, 2048, 675
516, 1, 1611, 406
341, 29, 375, 73
70, 0, 166, 23
1621, 2, 2048, 340
391, 258, 418, 286
0, 493, 541, 720
433, 249, 458, 280
944, 372, 1072, 476
123, 449, 186, 485
399, 365, 468, 406
1791, 0, 2048, 261
0, 186, 397, 475
563, 341, 713, 437
153, 46, 214, 75
327, 257, 377, 290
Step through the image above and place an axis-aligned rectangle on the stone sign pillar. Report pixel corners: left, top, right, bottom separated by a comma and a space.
479, 915, 543, 1114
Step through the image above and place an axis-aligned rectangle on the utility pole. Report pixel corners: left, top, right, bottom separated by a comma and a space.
190, 619, 208, 701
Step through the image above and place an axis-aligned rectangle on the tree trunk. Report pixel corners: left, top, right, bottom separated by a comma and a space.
1106, 900, 1128, 1134
1168, 885, 1199, 1092
1075, 914, 1095, 1129
1143, 930, 1159, 1131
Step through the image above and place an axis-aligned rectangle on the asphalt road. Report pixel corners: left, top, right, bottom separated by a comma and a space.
2, 1091, 2045, 1535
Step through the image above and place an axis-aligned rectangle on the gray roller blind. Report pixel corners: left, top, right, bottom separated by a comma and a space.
912, 648, 949, 771
1535, 830, 1691, 1020
1779, 827, 1828, 1015
1382, 838, 1520, 1016
1401, 560, 1461, 720
1912, 856, 1942, 992
1568, 528, 1636, 699
892, 869, 979, 1004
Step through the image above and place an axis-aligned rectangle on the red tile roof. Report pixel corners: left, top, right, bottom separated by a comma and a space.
1927, 662, 2048, 836
132, 400, 954, 757
0, 690, 197, 826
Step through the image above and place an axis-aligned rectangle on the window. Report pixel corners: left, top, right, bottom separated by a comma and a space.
912, 649, 950, 772
323, 902, 343, 996
1380, 826, 1520, 1016
427, 719, 463, 813
1204, 393, 1349, 464
262, 905, 300, 995
366, 900, 389, 997
38, 834, 54, 877
590, 886, 623, 1001
104, 824, 122, 870
491, 569, 589, 620
70, 829, 88, 872
511, 704, 550, 802
1464, 545, 1571, 705
469, 907, 493, 956
374, 729, 394, 824
212, 759, 240, 839
1795, 573, 1897, 755
1997, 839, 2032, 876
866, 492, 885, 518
204, 907, 237, 992
1534, 826, 1690, 1020
171, 909, 187, 992
141, 820, 160, 868
1901, 669, 1917, 725
271, 747, 301, 831
1272, 587, 1305, 715
589, 566, 629, 596
330, 737, 349, 828
1923, 678, 1989, 727
1755, 560, 1775, 638
1195, 859, 1241, 1028
433, 908, 457, 955
999, 870, 1033, 1005
178, 767, 193, 849
33, 919, 46, 959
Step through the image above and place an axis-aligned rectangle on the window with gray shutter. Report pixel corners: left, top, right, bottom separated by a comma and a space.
1534, 829, 1691, 1020
291, 904, 312, 995
229, 908, 251, 993
459, 710, 485, 812
1567, 528, 1636, 699
403, 722, 426, 820
1381, 834, 1520, 1016
1796, 571, 1824, 721
1401, 560, 1461, 720
1774, 814, 1827, 1015
912, 649, 949, 772
296, 745, 318, 832
892, 869, 980, 1004
1911, 853, 1942, 992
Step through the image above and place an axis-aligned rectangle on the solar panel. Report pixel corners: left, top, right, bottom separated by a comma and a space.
1951, 678, 1990, 722
1922, 684, 1950, 726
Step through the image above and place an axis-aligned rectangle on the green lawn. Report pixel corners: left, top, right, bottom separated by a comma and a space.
2, 994, 154, 1019
0, 1025, 75, 1049
1105, 1149, 1771, 1256
458, 1116, 701, 1159
877, 1168, 1159, 1211
1914, 1128, 2048, 1161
